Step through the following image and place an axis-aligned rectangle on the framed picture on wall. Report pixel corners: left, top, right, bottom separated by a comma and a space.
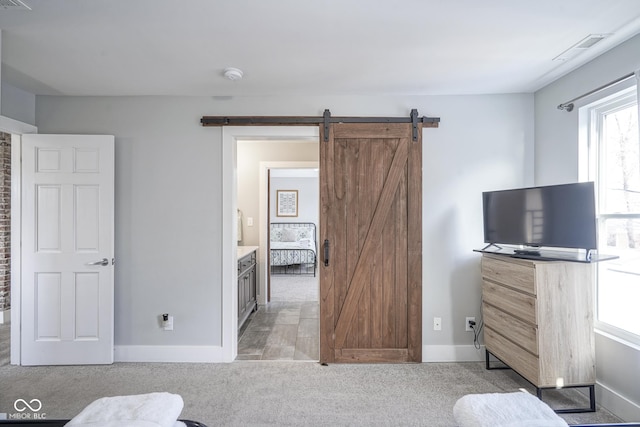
276, 190, 298, 217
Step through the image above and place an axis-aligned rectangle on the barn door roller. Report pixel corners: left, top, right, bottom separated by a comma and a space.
410, 109, 419, 142
323, 109, 331, 142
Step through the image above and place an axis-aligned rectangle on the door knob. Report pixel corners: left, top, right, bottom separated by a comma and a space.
87, 258, 109, 266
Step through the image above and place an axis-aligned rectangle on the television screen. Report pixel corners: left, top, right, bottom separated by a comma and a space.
483, 182, 597, 250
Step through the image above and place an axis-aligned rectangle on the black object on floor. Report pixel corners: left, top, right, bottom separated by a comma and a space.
0, 420, 208, 427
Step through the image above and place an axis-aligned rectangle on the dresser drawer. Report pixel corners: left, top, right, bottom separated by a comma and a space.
482, 255, 536, 295
483, 302, 538, 355
485, 326, 539, 385
483, 280, 537, 325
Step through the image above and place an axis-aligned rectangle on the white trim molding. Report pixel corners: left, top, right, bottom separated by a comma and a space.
10, 135, 22, 364
0, 115, 37, 134
221, 127, 238, 363
596, 381, 640, 422
221, 126, 318, 363
0, 117, 38, 365
257, 160, 319, 306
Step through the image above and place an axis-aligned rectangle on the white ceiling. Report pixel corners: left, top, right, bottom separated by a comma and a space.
2, 0, 640, 97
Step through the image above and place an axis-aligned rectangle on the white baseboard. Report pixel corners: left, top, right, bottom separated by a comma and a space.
114, 345, 226, 363
115, 344, 485, 363
596, 381, 640, 422
423, 345, 486, 362
0, 309, 10, 324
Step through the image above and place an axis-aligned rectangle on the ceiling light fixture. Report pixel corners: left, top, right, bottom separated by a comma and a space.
223, 67, 243, 81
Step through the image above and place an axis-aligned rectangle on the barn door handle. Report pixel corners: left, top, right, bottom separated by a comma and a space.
324, 239, 330, 267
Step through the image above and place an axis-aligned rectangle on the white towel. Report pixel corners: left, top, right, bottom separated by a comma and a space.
453, 391, 569, 427
65, 392, 184, 427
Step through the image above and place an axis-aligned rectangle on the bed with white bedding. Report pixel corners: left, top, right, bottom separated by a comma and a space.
270, 222, 317, 276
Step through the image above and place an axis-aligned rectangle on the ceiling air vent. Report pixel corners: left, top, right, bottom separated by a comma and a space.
0, 0, 31, 10
553, 34, 610, 61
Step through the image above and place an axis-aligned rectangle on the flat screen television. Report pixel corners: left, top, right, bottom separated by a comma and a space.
482, 182, 597, 252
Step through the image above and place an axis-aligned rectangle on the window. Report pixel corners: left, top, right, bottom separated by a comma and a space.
581, 84, 640, 344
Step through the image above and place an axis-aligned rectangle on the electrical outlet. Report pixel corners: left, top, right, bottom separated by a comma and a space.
162, 315, 174, 331
433, 317, 442, 331
465, 317, 476, 332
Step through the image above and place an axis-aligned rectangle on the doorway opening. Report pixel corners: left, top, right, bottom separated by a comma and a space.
235, 140, 319, 361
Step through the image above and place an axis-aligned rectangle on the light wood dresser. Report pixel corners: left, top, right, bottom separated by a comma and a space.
481, 253, 596, 412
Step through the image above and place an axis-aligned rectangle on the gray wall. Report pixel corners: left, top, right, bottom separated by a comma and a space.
423, 94, 534, 351
35, 96, 223, 347
1, 82, 36, 126
535, 34, 640, 419
536, 34, 640, 185
34, 94, 534, 353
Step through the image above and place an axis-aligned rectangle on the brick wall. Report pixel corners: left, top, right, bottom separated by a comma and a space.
0, 133, 10, 313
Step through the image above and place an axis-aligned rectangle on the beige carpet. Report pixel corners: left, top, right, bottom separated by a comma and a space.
0, 313, 626, 425
0, 361, 624, 426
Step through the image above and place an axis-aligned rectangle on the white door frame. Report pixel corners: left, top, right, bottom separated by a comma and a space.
258, 160, 318, 305
0, 115, 38, 365
221, 126, 318, 362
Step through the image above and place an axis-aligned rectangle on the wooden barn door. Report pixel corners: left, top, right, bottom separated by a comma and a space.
319, 122, 422, 363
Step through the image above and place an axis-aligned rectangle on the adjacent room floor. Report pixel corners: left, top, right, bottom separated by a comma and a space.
237, 273, 319, 361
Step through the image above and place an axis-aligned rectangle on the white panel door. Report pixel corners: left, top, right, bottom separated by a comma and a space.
21, 134, 114, 365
